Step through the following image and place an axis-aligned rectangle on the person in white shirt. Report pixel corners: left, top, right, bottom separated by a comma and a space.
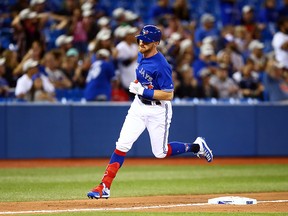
272, 17, 288, 68
15, 59, 55, 101
115, 25, 138, 98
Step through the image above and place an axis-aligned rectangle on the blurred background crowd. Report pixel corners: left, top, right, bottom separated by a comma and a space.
0, 0, 288, 103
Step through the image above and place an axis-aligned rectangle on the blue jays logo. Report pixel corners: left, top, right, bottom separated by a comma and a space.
142, 30, 149, 35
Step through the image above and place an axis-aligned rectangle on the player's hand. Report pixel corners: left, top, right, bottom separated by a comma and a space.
129, 81, 144, 95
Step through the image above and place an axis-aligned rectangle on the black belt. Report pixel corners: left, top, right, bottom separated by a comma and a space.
139, 96, 161, 105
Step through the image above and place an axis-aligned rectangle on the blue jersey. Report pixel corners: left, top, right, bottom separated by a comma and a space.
136, 52, 174, 92
84, 60, 115, 101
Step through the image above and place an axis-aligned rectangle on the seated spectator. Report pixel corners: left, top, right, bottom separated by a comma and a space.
61, 48, 83, 88
15, 58, 54, 101
236, 62, 264, 100
55, 34, 74, 57
43, 50, 72, 89
32, 74, 56, 102
194, 13, 219, 50
199, 69, 218, 98
233, 59, 259, 84
209, 64, 240, 99
0, 58, 9, 97
263, 60, 288, 101
234, 25, 252, 56
2, 49, 19, 87
84, 49, 116, 101
240, 5, 262, 40
248, 40, 268, 75
174, 63, 202, 99
193, 44, 218, 82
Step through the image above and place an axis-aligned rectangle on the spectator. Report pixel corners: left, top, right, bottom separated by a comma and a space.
248, 40, 268, 75
236, 61, 264, 100
234, 25, 251, 56
11, 8, 43, 59
272, 17, 288, 69
43, 50, 72, 89
209, 64, 239, 99
199, 68, 218, 98
194, 13, 219, 49
15, 58, 54, 101
263, 60, 288, 101
2, 49, 19, 87
84, 49, 116, 101
115, 25, 138, 99
0, 58, 9, 97
193, 44, 218, 82
240, 5, 261, 40
32, 74, 56, 102
174, 63, 202, 98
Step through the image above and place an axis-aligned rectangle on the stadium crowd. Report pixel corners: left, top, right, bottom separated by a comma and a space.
0, 0, 288, 102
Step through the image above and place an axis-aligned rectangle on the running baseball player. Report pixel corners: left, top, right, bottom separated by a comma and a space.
87, 25, 213, 199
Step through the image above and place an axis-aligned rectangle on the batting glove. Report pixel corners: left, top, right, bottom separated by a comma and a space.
129, 81, 144, 95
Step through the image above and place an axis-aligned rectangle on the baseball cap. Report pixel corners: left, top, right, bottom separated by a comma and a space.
23, 59, 38, 72
96, 49, 110, 58
96, 29, 111, 40
55, 35, 73, 47
248, 40, 264, 51
30, 0, 45, 6
112, 7, 125, 19
82, 10, 94, 17
200, 13, 215, 23
66, 48, 79, 57
19, 8, 37, 20
97, 16, 110, 26
242, 5, 253, 13
0, 58, 5, 66
200, 44, 214, 56
81, 2, 93, 11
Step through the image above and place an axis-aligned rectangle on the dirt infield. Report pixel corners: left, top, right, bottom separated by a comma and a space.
0, 158, 287, 214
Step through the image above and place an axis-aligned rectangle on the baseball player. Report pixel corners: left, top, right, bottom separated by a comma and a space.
87, 25, 213, 199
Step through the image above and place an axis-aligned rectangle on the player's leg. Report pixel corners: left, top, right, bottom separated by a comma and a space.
147, 102, 213, 161
87, 100, 146, 199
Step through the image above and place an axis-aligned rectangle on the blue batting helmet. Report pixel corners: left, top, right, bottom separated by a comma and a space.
135, 25, 162, 43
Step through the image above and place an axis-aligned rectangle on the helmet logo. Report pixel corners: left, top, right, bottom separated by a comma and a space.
142, 29, 149, 35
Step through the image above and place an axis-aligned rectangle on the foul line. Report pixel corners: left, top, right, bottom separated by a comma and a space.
0, 200, 288, 215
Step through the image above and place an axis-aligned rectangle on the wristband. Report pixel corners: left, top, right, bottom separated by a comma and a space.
143, 89, 154, 100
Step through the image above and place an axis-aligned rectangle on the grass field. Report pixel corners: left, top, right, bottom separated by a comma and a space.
0, 163, 287, 215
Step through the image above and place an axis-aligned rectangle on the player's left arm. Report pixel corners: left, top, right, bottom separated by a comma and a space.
153, 90, 174, 101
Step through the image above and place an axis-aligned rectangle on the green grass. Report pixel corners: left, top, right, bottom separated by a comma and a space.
0, 164, 287, 202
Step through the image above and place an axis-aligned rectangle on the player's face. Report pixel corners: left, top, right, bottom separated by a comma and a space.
137, 40, 157, 56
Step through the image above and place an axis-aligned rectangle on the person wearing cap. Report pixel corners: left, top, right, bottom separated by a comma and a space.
12, 8, 42, 59
83, 49, 116, 101
194, 13, 219, 49
87, 25, 213, 199
193, 44, 218, 82
115, 25, 138, 99
209, 63, 240, 99
43, 51, 72, 89
240, 5, 261, 39
248, 40, 268, 73
15, 58, 54, 101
